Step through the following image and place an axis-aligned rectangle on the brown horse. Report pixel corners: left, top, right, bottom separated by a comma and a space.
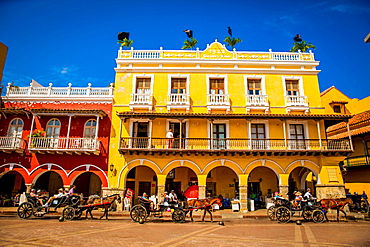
85, 194, 121, 220
186, 198, 222, 222
320, 198, 353, 222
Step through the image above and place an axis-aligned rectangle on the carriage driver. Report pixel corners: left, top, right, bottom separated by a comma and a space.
292, 191, 303, 209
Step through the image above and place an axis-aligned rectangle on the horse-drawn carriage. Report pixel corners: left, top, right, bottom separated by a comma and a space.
130, 197, 186, 223
17, 193, 81, 219
267, 197, 325, 223
17, 193, 121, 221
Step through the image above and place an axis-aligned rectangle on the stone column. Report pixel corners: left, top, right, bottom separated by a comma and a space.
156, 174, 167, 202
25, 184, 33, 193
315, 184, 346, 200
101, 187, 125, 211
197, 175, 207, 199
239, 174, 248, 213
279, 185, 289, 199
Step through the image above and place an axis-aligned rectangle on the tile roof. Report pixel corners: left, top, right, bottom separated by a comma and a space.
327, 109, 370, 133
29, 108, 107, 116
328, 125, 370, 139
117, 111, 352, 120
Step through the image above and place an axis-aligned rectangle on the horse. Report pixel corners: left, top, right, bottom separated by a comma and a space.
186, 198, 222, 222
320, 198, 353, 222
85, 194, 122, 220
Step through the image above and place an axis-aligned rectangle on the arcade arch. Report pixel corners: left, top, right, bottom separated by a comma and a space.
206, 166, 239, 199
34, 171, 63, 195
0, 171, 26, 200
248, 166, 279, 200
73, 172, 102, 196
288, 166, 317, 200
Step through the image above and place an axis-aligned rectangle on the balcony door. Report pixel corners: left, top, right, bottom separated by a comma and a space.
46, 119, 61, 148
213, 124, 226, 149
169, 122, 186, 149
132, 122, 149, 148
289, 124, 305, 149
8, 118, 23, 148
135, 78, 151, 103
251, 124, 266, 149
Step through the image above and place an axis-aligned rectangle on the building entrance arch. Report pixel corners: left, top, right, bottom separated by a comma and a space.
0, 171, 26, 202
288, 167, 317, 200
165, 167, 197, 196
248, 166, 279, 208
34, 171, 63, 195
206, 166, 238, 200
125, 165, 157, 205
73, 172, 102, 197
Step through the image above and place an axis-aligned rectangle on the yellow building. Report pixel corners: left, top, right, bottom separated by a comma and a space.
322, 86, 370, 194
107, 41, 352, 211
0, 42, 8, 84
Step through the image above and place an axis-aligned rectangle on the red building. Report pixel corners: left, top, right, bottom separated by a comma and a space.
0, 82, 113, 199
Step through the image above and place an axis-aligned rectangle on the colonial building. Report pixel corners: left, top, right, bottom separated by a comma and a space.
108, 40, 352, 211
0, 82, 113, 198
322, 86, 370, 194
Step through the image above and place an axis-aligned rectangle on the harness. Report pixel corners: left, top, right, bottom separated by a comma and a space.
321, 199, 345, 209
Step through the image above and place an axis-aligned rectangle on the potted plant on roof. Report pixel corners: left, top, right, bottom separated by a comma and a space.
28, 129, 46, 148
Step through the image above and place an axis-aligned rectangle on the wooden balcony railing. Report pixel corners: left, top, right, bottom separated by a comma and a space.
341, 155, 370, 167
28, 137, 100, 155
0, 136, 25, 153
119, 137, 351, 153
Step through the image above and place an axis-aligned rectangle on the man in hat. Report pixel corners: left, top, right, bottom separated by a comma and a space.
304, 188, 313, 201
292, 191, 303, 209
43, 188, 65, 207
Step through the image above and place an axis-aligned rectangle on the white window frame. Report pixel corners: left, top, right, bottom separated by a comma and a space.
166, 119, 189, 138
244, 75, 266, 95
282, 76, 304, 96
46, 118, 61, 138
207, 120, 230, 138
206, 74, 228, 94
168, 74, 190, 94
84, 119, 97, 138
129, 118, 151, 138
247, 120, 270, 139
8, 118, 24, 137
132, 74, 154, 94
286, 120, 309, 139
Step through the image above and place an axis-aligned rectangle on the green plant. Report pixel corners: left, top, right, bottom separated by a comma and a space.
290, 40, 316, 52
223, 36, 242, 49
28, 129, 46, 138
181, 38, 198, 50
117, 38, 134, 49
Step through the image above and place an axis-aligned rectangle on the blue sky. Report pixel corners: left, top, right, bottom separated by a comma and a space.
1, 0, 369, 99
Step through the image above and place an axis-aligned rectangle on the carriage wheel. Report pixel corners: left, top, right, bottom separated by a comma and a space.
62, 206, 76, 221
74, 208, 83, 219
275, 207, 291, 223
267, 206, 276, 220
130, 205, 147, 222
17, 202, 34, 219
172, 209, 185, 223
34, 206, 47, 217
302, 208, 313, 221
312, 209, 325, 223
360, 202, 369, 214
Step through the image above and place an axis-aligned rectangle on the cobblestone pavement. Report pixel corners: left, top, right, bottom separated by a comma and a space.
0, 215, 369, 247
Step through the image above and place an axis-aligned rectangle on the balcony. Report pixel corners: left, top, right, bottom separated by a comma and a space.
167, 93, 190, 112
28, 137, 100, 155
285, 95, 309, 113
129, 93, 153, 111
246, 95, 269, 113
0, 137, 25, 153
119, 137, 351, 156
207, 94, 230, 112
341, 155, 370, 168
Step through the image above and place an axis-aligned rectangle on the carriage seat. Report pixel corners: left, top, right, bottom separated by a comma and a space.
25, 193, 38, 206
138, 196, 151, 211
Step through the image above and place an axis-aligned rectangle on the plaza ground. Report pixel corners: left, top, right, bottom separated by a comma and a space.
0, 208, 370, 247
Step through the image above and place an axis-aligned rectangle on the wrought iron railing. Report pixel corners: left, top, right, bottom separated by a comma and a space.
0, 136, 25, 150
341, 155, 370, 167
119, 137, 351, 151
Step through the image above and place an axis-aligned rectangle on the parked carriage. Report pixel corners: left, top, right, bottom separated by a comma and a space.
130, 197, 186, 223
17, 193, 81, 219
267, 197, 325, 223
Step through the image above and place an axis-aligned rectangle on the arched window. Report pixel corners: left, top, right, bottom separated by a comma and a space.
84, 119, 97, 138
8, 118, 23, 137
46, 119, 61, 138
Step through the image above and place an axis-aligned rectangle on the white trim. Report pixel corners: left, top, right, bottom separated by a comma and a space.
286, 120, 310, 139
161, 159, 201, 173
248, 119, 270, 139
132, 74, 154, 94
244, 74, 266, 95
129, 118, 150, 137
284, 159, 321, 185
167, 74, 190, 95
207, 119, 230, 138
202, 159, 242, 174
282, 76, 304, 96
166, 119, 189, 138
7, 118, 24, 137
206, 74, 228, 94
